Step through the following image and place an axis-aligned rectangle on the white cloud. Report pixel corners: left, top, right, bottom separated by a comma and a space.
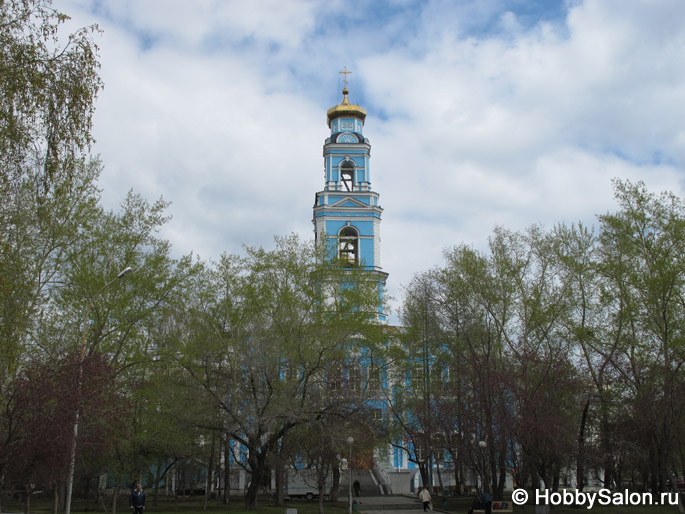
55, 0, 685, 322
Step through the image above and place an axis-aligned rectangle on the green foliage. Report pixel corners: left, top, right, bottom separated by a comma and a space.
599, 179, 685, 366
160, 234, 384, 510
0, 2, 200, 499
0, 0, 102, 381
396, 225, 583, 496
397, 179, 685, 496
596, 180, 685, 490
0, 0, 101, 161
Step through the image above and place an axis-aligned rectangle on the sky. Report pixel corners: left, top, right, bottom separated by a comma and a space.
57, 0, 685, 323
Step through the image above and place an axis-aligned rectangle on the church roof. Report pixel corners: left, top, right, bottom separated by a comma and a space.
326, 87, 366, 127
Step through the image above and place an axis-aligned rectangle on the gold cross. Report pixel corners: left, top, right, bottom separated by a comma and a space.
340, 67, 351, 89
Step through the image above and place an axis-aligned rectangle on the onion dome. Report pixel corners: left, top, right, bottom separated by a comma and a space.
326, 87, 366, 127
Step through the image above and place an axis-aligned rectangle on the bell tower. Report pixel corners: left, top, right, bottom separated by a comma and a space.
313, 70, 388, 322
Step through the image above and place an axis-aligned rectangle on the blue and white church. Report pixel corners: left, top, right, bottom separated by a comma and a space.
312, 78, 448, 495
312, 81, 389, 323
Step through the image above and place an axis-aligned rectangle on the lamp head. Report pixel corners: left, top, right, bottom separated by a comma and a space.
117, 267, 133, 279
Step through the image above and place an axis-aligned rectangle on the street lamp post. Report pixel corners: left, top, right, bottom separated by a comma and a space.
64, 267, 133, 514
347, 436, 354, 514
478, 440, 487, 495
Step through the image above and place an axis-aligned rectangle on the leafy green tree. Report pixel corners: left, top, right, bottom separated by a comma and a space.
597, 180, 685, 496
165, 235, 382, 510
397, 181, 685, 504
388, 273, 444, 493
398, 226, 585, 497
1, 0, 103, 504
0, 178, 193, 511
0, 0, 102, 379
549, 222, 608, 491
46, 192, 195, 509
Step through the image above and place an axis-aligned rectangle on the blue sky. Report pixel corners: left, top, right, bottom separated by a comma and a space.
59, 0, 685, 322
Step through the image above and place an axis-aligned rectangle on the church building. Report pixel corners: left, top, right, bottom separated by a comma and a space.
312, 76, 389, 323
311, 74, 445, 495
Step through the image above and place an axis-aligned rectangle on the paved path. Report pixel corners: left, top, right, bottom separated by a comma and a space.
338, 494, 427, 514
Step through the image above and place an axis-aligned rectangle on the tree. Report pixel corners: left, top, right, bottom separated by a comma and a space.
164, 235, 383, 510
396, 256, 506, 497
398, 225, 587, 498
549, 222, 609, 492
2, 354, 127, 513
597, 180, 685, 499
1, 0, 103, 505
0, 0, 102, 379
0, 180, 193, 511
47, 192, 195, 510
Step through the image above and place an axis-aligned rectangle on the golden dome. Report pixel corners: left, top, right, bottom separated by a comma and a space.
326, 87, 366, 127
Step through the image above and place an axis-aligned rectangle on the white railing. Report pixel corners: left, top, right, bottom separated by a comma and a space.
373, 457, 393, 495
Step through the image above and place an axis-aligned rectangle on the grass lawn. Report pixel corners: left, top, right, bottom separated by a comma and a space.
0, 495, 351, 514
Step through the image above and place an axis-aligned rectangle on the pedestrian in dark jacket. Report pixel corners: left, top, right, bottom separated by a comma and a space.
130, 484, 145, 514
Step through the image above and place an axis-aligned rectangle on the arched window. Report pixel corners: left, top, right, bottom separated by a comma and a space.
348, 363, 362, 391
340, 160, 354, 191
338, 226, 358, 265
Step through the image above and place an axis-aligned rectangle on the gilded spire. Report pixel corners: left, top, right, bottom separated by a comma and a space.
327, 67, 366, 127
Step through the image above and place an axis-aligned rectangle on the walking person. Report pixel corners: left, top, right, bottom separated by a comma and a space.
130, 484, 145, 514
353, 479, 361, 497
419, 486, 432, 512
